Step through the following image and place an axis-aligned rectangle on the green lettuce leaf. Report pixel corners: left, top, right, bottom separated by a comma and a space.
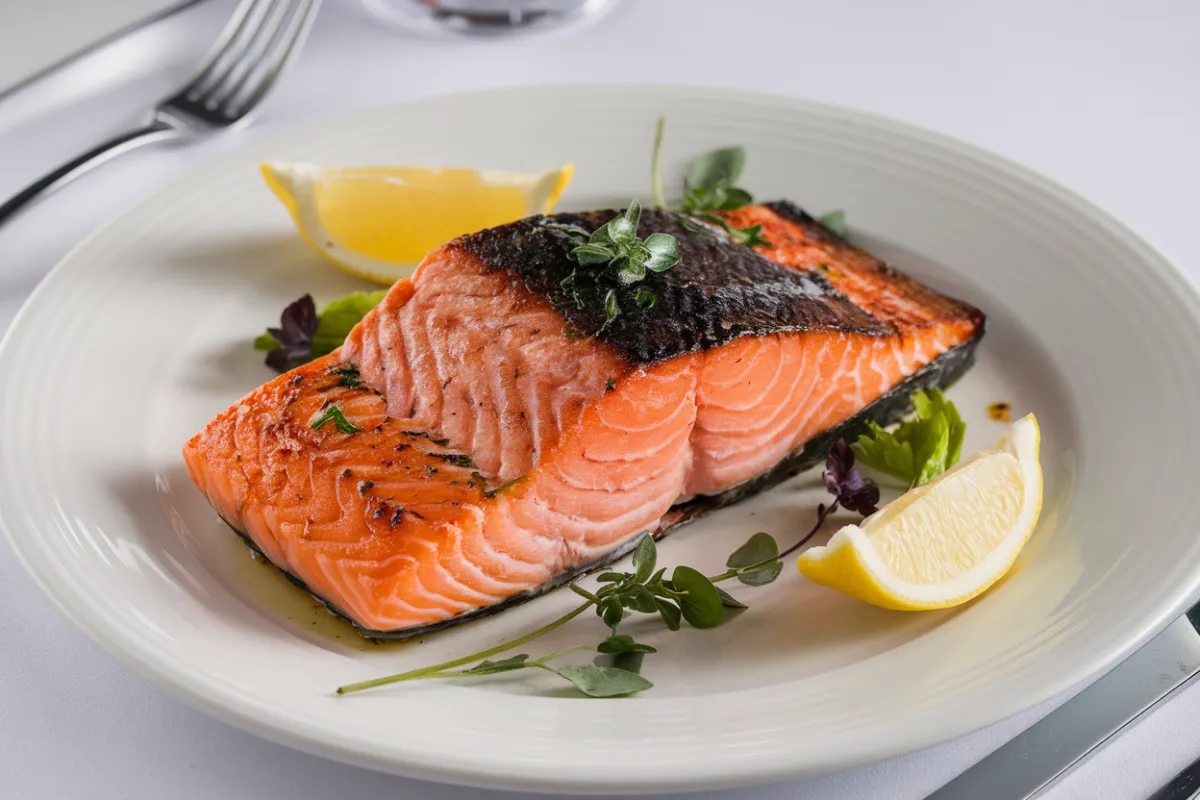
852, 389, 965, 486
311, 290, 388, 357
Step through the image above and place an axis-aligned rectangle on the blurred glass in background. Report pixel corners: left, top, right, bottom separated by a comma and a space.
361, 0, 621, 37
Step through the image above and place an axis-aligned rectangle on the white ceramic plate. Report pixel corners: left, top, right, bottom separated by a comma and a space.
3, 85, 1199, 795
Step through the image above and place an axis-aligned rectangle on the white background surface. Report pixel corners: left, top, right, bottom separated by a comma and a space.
0, 1, 1198, 797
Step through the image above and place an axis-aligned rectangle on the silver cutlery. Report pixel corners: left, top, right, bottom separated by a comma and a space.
1149, 751, 1200, 799
928, 602, 1200, 798
0, 0, 321, 227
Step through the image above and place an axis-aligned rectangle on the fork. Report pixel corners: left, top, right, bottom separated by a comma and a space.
0, 0, 321, 227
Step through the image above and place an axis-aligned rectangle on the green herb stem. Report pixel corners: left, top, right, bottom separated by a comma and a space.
650, 116, 667, 209
778, 501, 837, 560
569, 584, 601, 603
335, 598, 594, 694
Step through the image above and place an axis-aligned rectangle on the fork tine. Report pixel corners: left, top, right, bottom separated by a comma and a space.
218, 0, 321, 119
200, 0, 295, 110
182, 0, 276, 102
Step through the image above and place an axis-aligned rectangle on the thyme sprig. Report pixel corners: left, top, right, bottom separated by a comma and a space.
554, 199, 680, 322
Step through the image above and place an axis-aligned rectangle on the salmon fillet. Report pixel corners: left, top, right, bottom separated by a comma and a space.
184, 204, 984, 636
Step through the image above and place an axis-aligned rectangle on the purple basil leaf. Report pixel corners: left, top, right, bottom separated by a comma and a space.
261, 294, 319, 373
823, 438, 880, 516
840, 477, 880, 516
265, 346, 295, 373
279, 294, 318, 341
823, 438, 853, 494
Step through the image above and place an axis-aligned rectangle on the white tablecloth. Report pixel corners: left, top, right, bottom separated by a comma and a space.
1, 1, 1198, 797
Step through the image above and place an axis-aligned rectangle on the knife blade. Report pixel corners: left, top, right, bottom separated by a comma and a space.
1148, 751, 1200, 800
928, 604, 1200, 799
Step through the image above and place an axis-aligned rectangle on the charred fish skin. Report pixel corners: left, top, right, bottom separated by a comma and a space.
455, 207, 892, 364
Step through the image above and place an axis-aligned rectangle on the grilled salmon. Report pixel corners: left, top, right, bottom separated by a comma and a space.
184, 203, 984, 636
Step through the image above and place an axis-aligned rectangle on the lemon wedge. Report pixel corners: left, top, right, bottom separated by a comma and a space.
262, 162, 575, 285
797, 414, 1042, 610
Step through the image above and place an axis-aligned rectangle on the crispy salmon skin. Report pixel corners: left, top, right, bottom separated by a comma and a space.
184, 202, 984, 637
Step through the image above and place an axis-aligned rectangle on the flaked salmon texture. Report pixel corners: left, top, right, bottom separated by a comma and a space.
184, 203, 985, 636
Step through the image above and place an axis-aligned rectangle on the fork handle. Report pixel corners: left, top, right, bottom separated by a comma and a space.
0, 121, 182, 227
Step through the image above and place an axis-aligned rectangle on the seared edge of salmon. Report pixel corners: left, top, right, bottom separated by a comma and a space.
184, 202, 987, 637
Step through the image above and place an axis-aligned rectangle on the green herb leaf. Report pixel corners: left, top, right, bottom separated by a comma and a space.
852, 389, 965, 486
458, 654, 530, 675
599, 596, 624, 630
563, 201, 680, 318
597, 634, 658, 654
675, 214, 709, 234
643, 232, 679, 272
631, 534, 656, 583
687, 147, 746, 193
716, 186, 754, 210
617, 257, 647, 285
716, 587, 749, 609
607, 199, 642, 244
604, 289, 620, 320
728, 223, 771, 248
571, 243, 617, 265
587, 223, 614, 247
254, 333, 280, 351
555, 665, 653, 698
694, 212, 772, 248
596, 572, 625, 583
818, 210, 847, 237
725, 532, 784, 586
311, 290, 388, 357
634, 287, 658, 309
618, 584, 658, 613
738, 560, 783, 586
726, 532, 780, 570
310, 404, 359, 434
329, 363, 362, 388
670, 566, 723, 628
655, 598, 682, 631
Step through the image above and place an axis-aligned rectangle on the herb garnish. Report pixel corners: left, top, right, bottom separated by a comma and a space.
648, 115, 771, 248
330, 363, 362, 388
818, 209, 848, 237
435, 453, 476, 469
555, 199, 680, 322
853, 389, 965, 487
310, 404, 359, 434
255, 294, 318, 373
255, 290, 387, 373
336, 441, 879, 698
470, 472, 523, 499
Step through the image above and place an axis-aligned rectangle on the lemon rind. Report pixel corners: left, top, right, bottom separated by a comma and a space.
798, 414, 1042, 610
